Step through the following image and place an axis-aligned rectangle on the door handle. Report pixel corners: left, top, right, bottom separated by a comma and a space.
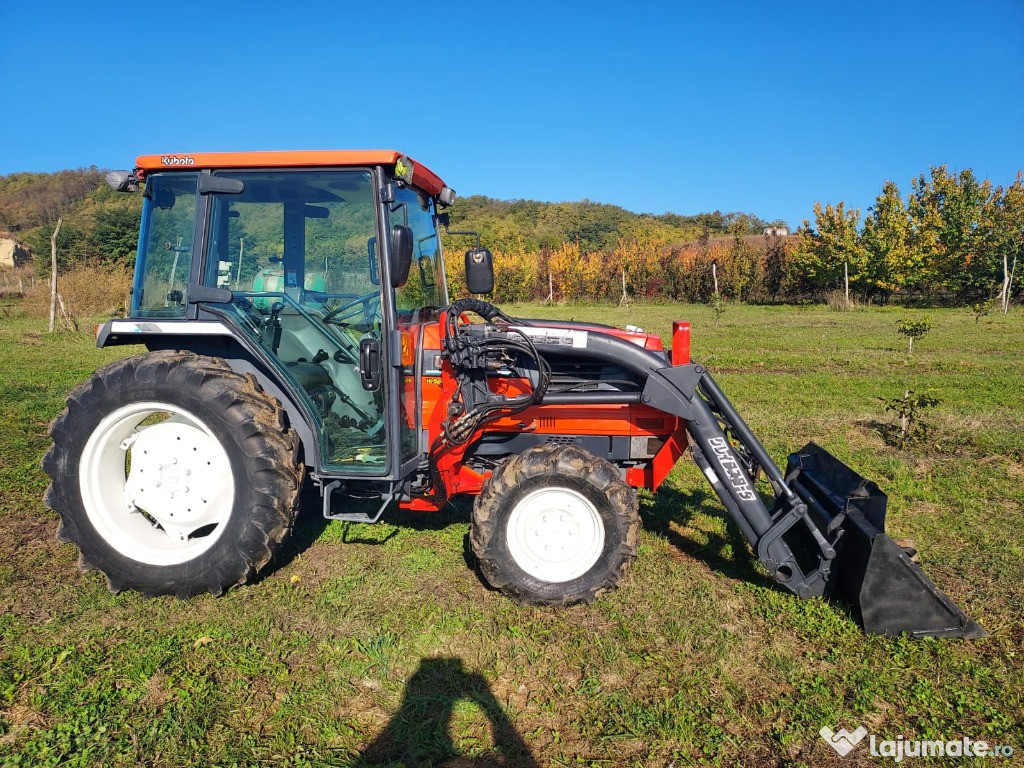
359, 337, 382, 391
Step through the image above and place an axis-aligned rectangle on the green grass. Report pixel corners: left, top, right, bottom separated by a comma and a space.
1, 302, 1022, 767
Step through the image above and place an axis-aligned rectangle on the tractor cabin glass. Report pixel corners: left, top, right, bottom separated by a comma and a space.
200, 170, 389, 475
389, 185, 446, 462
132, 172, 199, 318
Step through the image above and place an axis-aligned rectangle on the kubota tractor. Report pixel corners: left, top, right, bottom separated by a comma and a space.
44, 150, 982, 638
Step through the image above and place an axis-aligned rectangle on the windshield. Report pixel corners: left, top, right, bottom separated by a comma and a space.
131, 172, 199, 317
390, 185, 445, 317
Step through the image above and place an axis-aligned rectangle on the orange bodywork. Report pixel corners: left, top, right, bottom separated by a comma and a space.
399, 319, 690, 512
134, 149, 448, 197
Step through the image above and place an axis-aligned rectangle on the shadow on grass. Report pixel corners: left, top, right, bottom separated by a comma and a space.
640, 484, 771, 587
356, 656, 538, 767
258, 483, 474, 581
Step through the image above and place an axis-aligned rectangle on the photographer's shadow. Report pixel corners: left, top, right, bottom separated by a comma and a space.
356, 657, 538, 768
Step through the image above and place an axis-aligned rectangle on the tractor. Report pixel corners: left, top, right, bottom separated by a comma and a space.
43, 150, 981, 638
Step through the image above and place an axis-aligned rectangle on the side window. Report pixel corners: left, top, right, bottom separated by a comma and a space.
392, 187, 442, 314
132, 173, 198, 317
204, 197, 285, 295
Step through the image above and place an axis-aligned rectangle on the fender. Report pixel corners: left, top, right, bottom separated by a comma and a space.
96, 318, 318, 471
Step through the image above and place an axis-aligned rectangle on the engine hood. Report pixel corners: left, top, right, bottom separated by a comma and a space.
522, 319, 664, 351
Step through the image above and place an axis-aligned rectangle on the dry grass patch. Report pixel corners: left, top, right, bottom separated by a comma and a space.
20, 262, 131, 319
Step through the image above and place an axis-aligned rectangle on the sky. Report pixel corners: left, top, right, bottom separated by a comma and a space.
1, 1, 1021, 228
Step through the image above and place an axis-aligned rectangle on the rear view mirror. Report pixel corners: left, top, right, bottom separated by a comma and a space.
465, 248, 494, 294
389, 225, 413, 288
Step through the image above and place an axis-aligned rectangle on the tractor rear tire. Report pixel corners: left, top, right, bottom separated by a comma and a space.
43, 350, 303, 597
470, 444, 639, 605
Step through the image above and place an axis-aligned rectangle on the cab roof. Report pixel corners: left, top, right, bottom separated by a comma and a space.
134, 150, 447, 197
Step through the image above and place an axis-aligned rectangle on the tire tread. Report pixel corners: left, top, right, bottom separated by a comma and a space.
43, 350, 303, 597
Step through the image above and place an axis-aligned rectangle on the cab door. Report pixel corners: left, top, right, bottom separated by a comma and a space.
200, 169, 392, 476
388, 184, 446, 466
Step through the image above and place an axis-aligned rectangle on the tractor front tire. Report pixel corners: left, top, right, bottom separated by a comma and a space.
43, 350, 303, 597
470, 445, 639, 605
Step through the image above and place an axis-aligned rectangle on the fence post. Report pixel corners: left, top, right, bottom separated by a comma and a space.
48, 217, 63, 333
844, 260, 850, 304
1004, 252, 1017, 314
712, 261, 719, 296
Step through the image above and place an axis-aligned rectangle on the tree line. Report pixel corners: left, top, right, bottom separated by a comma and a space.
2, 165, 1020, 308
445, 166, 1022, 307
792, 166, 1023, 306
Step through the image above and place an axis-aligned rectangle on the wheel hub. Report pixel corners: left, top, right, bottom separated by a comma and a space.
506, 487, 605, 583
124, 421, 225, 539
79, 402, 235, 566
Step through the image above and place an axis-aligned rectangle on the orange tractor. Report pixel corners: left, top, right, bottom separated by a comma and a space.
44, 151, 981, 637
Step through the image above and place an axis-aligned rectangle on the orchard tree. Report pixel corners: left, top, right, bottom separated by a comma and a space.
861, 180, 916, 296
979, 173, 1024, 312
792, 202, 866, 294
909, 166, 994, 300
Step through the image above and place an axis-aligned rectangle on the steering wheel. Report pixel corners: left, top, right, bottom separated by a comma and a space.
322, 291, 380, 325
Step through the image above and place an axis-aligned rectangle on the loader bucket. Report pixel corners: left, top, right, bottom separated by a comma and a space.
785, 443, 985, 639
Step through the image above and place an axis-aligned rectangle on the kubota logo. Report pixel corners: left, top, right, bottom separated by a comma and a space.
160, 155, 195, 166
821, 725, 868, 757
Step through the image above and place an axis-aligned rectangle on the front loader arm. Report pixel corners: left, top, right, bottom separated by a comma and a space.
505, 324, 982, 639
435, 302, 981, 638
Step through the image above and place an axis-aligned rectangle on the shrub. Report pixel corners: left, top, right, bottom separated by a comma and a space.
896, 315, 932, 353
825, 290, 858, 310
880, 390, 941, 448
21, 262, 132, 319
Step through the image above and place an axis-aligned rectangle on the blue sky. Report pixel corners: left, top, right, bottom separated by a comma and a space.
1, 1, 1021, 227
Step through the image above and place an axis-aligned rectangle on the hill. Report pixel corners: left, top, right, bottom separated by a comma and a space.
447, 195, 777, 253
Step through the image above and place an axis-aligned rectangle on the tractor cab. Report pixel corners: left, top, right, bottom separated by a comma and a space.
111, 151, 455, 480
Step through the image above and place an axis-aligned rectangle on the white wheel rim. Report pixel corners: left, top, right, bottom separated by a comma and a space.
78, 401, 235, 566
505, 487, 605, 583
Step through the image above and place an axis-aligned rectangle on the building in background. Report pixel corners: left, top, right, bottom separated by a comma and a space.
0, 234, 32, 268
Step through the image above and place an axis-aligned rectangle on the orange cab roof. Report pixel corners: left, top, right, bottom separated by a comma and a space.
134, 150, 447, 197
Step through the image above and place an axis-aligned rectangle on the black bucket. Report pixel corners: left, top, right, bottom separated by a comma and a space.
785, 443, 985, 639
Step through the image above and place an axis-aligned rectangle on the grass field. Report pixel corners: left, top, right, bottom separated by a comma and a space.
1, 301, 1022, 767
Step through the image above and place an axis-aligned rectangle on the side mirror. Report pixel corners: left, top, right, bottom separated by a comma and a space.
105, 170, 138, 193
465, 248, 494, 294
389, 225, 413, 288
